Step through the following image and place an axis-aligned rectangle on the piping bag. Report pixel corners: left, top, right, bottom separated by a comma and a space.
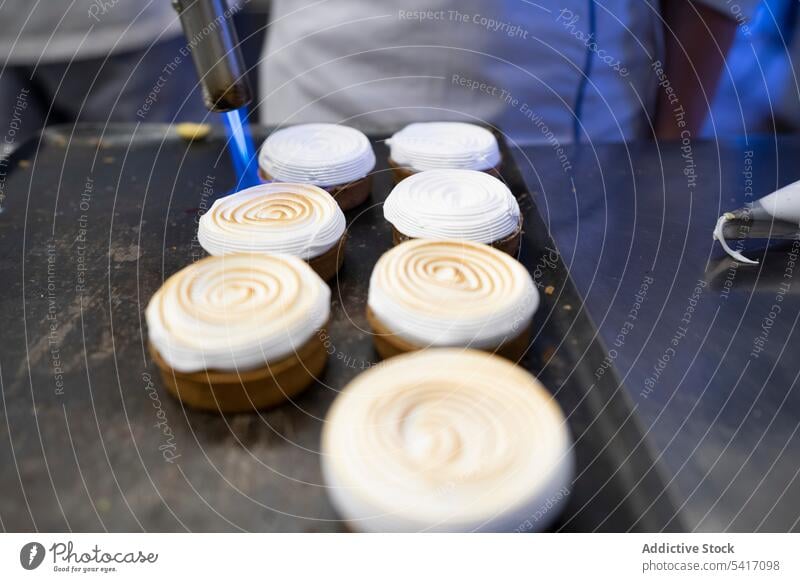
713, 178, 800, 264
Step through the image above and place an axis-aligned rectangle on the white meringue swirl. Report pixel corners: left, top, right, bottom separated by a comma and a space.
146, 253, 330, 372
387, 122, 501, 172
198, 183, 346, 260
383, 169, 520, 243
322, 349, 574, 532
368, 239, 538, 347
258, 123, 376, 187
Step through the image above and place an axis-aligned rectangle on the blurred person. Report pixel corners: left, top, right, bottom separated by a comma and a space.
234, 0, 270, 120
703, 0, 800, 136
0, 0, 210, 155
259, 0, 760, 145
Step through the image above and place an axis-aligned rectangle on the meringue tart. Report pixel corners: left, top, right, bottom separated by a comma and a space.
146, 253, 330, 412
258, 123, 375, 210
386, 122, 502, 182
198, 183, 346, 281
367, 239, 538, 361
321, 349, 574, 532
384, 169, 522, 256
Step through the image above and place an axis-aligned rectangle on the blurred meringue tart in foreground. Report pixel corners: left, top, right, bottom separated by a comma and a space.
321, 349, 574, 532
367, 239, 538, 361
146, 253, 330, 413
383, 169, 522, 255
198, 182, 346, 281
258, 123, 375, 210
386, 122, 502, 182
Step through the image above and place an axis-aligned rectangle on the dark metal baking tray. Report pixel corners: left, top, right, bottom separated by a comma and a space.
0, 123, 682, 532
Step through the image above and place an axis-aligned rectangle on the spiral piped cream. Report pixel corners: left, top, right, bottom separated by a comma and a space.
368, 239, 538, 348
258, 123, 376, 187
321, 349, 573, 532
198, 183, 346, 260
387, 122, 501, 172
383, 169, 520, 244
146, 253, 330, 372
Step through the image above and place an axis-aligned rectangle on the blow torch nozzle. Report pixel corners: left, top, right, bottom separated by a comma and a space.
172, 0, 252, 112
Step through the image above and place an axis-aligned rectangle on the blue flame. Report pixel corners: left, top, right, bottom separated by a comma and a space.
221, 106, 259, 190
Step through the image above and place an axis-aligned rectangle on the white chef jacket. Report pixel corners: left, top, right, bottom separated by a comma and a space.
260, 0, 760, 145
0, 1, 183, 64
